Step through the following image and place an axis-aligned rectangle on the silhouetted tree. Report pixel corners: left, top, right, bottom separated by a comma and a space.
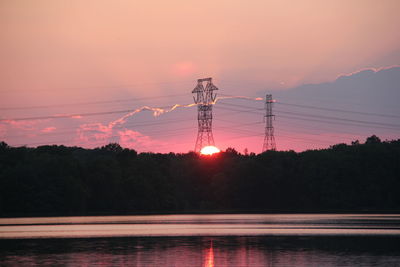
0, 141, 9, 150
0, 135, 399, 217
365, 135, 381, 144
101, 143, 123, 153
351, 140, 360, 145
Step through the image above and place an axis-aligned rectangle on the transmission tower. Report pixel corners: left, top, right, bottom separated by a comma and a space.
262, 94, 276, 152
192, 77, 218, 152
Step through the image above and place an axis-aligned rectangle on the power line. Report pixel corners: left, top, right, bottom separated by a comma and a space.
278, 114, 400, 131
275, 119, 368, 138
218, 99, 400, 121
214, 105, 264, 115
2, 107, 262, 140
9, 117, 384, 150
0, 99, 253, 123
220, 89, 400, 112
1, 109, 264, 140
215, 118, 264, 126
275, 93, 400, 112
215, 124, 338, 146
10, 132, 252, 149
276, 101, 400, 119
3, 92, 400, 151
0, 103, 190, 122
0, 93, 189, 111
0, 109, 139, 122
216, 119, 368, 143
0, 80, 193, 94
215, 102, 400, 130
8, 128, 347, 149
276, 133, 336, 145
275, 109, 400, 129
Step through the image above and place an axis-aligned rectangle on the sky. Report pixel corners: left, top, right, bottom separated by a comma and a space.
1, 0, 399, 153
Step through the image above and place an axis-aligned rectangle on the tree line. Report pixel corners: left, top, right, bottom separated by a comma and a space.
0, 135, 399, 217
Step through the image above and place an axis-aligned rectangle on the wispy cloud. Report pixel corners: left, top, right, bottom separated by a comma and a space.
41, 126, 56, 133
336, 65, 400, 80
75, 121, 165, 151
76, 123, 112, 145
0, 119, 42, 130
118, 129, 165, 150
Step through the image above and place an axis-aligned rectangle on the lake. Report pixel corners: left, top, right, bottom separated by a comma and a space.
1, 214, 400, 266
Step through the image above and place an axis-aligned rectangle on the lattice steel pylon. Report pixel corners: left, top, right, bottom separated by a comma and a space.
192, 77, 218, 152
262, 94, 276, 152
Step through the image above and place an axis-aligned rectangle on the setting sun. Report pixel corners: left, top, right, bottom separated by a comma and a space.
200, 146, 221, 155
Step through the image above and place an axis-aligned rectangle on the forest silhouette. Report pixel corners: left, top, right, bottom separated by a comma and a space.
0, 135, 399, 217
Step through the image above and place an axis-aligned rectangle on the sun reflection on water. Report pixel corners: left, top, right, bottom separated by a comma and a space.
204, 241, 214, 267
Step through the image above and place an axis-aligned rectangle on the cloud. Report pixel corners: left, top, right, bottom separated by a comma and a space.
0, 119, 48, 138
108, 104, 198, 129
272, 65, 400, 101
0, 119, 50, 140
41, 127, 56, 133
0, 119, 42, 131
75, 122, 165, 151
76, 123, 113, 146
336, 65, 400, 80
71, 115, 83, 119
73, 90, 267, 150
118, 129, 164, 150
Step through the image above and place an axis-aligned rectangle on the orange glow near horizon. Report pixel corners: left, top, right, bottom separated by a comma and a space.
200, 146, 221, 155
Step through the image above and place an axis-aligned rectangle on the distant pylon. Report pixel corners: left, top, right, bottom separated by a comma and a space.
192, 77, 218, 152
262, 94, 276, 152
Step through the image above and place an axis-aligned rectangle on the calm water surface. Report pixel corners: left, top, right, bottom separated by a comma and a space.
1, 214, 400, 266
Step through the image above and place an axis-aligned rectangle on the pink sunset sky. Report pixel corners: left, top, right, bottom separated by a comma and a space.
1, 0, 400, 153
